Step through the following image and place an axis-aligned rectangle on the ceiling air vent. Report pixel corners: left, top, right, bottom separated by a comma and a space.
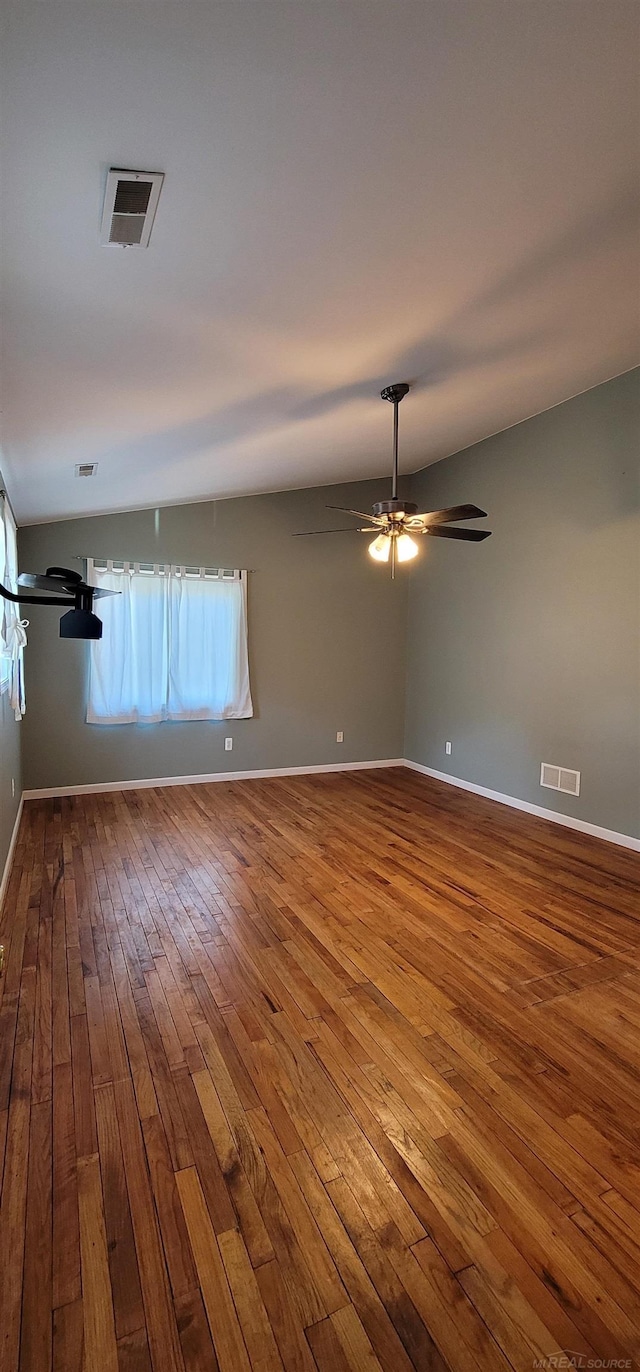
75, 463, 97, 478
540, 762, 580, 797
100, 169, 164, 248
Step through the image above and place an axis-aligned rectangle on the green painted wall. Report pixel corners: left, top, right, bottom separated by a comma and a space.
0, 469, 22, 879
404, 368, 640, 839
19, 478, 408, 790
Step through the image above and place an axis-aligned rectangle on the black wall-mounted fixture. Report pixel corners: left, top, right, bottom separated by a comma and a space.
0, 566, 117, 639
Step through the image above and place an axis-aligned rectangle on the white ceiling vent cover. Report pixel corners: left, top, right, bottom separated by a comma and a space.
75, 463, 97, 477
540, 762, 580, 796
100, 169, 164, 248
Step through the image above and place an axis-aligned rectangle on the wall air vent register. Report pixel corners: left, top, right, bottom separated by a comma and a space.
540, 763, 581, 797
100, 169, 164, 248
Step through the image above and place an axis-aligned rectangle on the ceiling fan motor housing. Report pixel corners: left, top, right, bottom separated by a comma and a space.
372, 499, 418, 519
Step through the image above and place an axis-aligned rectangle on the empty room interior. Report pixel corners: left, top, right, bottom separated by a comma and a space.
1, 4, 640, 1370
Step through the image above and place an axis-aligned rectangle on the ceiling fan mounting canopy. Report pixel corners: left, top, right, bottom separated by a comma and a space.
380, 382, 410, 405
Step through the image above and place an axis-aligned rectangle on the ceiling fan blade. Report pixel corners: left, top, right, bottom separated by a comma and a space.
89, 586, 119, 598
418, 504, 488, 526
326, 506, 384, 523
425, 526, 491, 541
293, 527, 372, 537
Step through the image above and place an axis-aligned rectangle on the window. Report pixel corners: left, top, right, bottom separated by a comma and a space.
0, 490, 26, 719
87, 561, 253, 725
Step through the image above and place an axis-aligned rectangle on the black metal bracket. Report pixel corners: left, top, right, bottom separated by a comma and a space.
0, 580, 75, 607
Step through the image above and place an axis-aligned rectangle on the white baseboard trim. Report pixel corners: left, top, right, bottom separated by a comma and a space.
0, 794, 24, 911
403, 759, 640, 853
23, 758, 406, 801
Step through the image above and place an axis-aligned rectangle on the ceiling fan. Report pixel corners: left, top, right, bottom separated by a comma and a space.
0, 565, 118, 639
296, 382, 491, 576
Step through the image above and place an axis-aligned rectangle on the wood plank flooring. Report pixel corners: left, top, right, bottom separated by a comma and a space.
1, 765, 640, 1371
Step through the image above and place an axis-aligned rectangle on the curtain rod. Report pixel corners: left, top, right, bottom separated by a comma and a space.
72, 556, 257, 572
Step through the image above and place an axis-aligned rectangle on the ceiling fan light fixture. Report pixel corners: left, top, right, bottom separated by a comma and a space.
396, 533, 419, 562
368, 533, 391, 562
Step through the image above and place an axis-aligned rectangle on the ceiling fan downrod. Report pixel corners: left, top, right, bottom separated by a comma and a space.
374, 383, 417, 522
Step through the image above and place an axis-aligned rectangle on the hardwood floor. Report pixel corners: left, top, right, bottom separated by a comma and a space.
1, 766, 640, 1372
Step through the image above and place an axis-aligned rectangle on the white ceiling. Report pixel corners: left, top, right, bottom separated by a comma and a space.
1, 1, 638, 524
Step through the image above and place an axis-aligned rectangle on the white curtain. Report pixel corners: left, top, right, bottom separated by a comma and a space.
0, 491, 27, 720
87, 561, 253, 725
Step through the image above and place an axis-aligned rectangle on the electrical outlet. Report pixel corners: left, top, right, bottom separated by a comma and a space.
336, 731, 344, 743
224, 737, 233, 752
445, 741, 452, 755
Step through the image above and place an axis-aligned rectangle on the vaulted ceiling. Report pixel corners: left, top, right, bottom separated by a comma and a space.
1, 1, 638, 523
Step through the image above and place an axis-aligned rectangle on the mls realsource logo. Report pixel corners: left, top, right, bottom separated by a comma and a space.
533, 1355, 633, 1370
